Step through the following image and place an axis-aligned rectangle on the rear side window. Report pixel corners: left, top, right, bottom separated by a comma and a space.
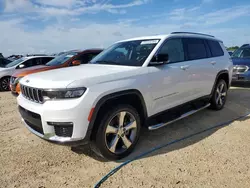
207, 40, 224, 57
183, 38, 207, 60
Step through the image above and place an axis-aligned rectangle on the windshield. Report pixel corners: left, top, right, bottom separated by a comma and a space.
232, 47, 250, 58
90, 39, 160, 66
4, 57, 26, 68
46, 51, 78, 66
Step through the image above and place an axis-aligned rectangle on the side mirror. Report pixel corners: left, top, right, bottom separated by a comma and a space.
150, 54, 169, 65
72, 60, 81, 66
18, 64, 25, 69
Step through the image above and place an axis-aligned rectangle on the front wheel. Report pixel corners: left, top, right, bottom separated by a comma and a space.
0, 77, 10, 91
210, 79, 228, 110
91, 105, 141, 160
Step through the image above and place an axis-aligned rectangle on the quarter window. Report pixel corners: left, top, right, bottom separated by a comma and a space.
158, 38, 184, 63
207, 40, 224, 57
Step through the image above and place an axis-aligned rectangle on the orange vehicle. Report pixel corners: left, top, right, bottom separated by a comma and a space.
10, 49, 103, 95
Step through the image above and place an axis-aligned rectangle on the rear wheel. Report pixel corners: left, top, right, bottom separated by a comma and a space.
210, 79, 228, 110
90, 105, 141, 160
0, 77, 10, 91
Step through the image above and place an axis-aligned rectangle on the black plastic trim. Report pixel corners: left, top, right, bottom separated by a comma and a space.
210, 70, 229, 94
88, 89, 148, 132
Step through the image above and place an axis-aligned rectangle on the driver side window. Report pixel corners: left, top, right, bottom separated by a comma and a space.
158, 38, 184, 63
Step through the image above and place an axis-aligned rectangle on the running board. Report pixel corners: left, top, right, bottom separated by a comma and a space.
148, 103, 210, 130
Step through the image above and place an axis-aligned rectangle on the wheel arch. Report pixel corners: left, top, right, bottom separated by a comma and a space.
88, 89, 148, 140
211, 70, 230, 95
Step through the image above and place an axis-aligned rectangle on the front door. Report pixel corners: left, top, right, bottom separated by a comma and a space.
148, 38, 193, 115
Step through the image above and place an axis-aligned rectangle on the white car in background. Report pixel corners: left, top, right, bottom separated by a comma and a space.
0, 56, 54, 91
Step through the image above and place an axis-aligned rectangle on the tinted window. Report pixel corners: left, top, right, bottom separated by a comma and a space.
184, 38, 207, 60
20, 59, 34, 68
207, 40, 224, 57
157, 38, 184, 63
42, 57, 54, 64
76, 53, 100, 64
232, 47, 250, 58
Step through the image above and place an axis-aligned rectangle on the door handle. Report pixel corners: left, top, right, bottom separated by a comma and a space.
180, 65, 190, 70
210, 61, 216, 65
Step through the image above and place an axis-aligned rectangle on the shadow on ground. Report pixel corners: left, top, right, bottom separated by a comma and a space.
72, 85, 250, 162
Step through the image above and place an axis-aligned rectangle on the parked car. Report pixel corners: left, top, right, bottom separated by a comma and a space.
0, 57, 12, 68
17, 32, 233, 160
231, 44, 250, 82
10, 49, 103, 95
228, 51, 234, 56
0, 56, 54, 91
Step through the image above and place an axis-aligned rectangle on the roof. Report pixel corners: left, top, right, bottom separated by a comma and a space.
24, 55, 55, 59
117, 32, 221, 43
241, 44, 250, 48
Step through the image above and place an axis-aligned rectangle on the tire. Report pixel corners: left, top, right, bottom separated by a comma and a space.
0, 77, 10, 91
90, 104, 141, 160
210, 79, 228, 110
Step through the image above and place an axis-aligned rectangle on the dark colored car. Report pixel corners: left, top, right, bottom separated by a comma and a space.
231, 44, 250, 82
0, 58, 12, 68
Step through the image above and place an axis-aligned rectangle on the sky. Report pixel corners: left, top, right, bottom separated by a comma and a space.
0, 0, 250, 56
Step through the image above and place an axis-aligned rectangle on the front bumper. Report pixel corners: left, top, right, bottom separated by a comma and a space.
17, 94, 93, 145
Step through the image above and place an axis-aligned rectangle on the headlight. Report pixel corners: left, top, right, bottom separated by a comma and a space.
15, 76, 24, 84
42, 88, 86, 100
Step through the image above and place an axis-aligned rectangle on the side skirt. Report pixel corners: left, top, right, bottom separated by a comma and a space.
147, 95, 211, 130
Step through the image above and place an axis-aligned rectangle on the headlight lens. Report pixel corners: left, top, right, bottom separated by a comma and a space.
42, 88, 86, 100
15, 77, 24, 84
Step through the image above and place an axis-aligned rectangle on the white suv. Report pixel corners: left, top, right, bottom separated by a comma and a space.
17, 32, 233, 160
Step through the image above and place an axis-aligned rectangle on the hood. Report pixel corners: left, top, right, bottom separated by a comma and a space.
20, 64, 142, 89
232, 58, 250, 66
12, 65, 53, 77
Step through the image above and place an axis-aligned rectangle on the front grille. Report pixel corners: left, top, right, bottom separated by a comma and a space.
54, 125, 73, 137
20, 85, 43, 103
233, 65, 249, 73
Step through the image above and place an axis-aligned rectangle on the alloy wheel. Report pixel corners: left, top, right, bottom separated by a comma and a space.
215, 82, 227, 107
1, 77, 10, 91
105, 111, 137, 154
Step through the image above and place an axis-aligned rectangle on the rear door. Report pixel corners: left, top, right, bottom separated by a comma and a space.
182, 38, 217, 98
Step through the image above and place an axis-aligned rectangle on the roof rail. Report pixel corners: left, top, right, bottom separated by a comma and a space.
171, 32, 215, 38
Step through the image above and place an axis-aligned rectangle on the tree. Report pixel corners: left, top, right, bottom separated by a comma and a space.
227, 46, 239, 51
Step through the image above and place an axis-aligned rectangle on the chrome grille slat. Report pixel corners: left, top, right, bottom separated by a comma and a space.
20, 84, 43, 103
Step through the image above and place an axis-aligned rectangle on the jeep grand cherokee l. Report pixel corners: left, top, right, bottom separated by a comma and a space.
17, 32, 233, 160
